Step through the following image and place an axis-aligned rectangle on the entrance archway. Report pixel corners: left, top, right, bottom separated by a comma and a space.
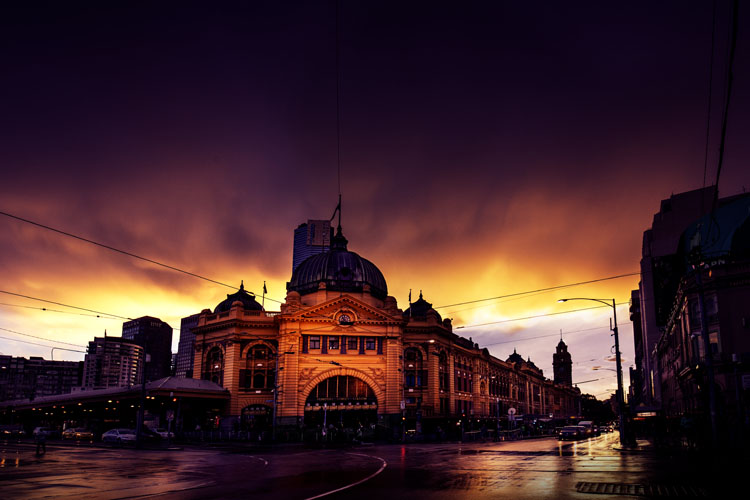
304, 375, 379, 431
241, 404, 272, 437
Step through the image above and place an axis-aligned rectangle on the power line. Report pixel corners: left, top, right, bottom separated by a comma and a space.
0, 209, 283, 304
479, 326, 609, 348
456, 302, 629, 329
0, 290, 133, 321
433, 273, 638, 310
0, 334, 85, 352
0, 301, 121, 319
0, 326, 86, 348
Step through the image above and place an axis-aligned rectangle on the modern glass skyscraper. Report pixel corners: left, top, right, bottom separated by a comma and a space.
292, 219, 331, 272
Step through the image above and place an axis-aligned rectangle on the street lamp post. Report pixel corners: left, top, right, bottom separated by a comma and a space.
558, 297, 627, 446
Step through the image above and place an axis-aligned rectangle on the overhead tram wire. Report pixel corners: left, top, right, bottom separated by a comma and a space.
0, 210, 283, 305
0, 334, 85, 352
0, 326, 87, 348
455, 302, 629, 329
701, 0, 718, 202
1, 209, 639, 319
0, 290, 133, 321
433, 272, 638, 310
478, 325, 609, 348
0, 301, 123, 319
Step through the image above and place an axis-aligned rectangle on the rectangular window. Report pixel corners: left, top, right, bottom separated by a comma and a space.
309, 336, 321, 349
321, 335, 328, 354
348, 337, 359, 352
359, 337, 365, 354
366, 338, 375, 350
329, 336, 340, 350
340, 336, 347, 354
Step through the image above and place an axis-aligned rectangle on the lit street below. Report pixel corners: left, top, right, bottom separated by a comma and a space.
1, 434, 737, 499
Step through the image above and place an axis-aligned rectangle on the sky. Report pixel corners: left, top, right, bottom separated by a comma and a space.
1, 1, 749, 401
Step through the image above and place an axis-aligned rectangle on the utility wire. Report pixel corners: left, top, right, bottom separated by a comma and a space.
702, 0, 717, 200
433, 273, 638, 310
0, 334, 85, 352
0, 301, 121, 319
479, 326, 608, 348
0, 326, 86, 348
456, 302, 629, 329
0, 290, 133, 321
0, 209, 283, 304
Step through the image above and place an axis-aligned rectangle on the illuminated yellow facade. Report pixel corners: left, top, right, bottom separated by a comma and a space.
192, 228, 580, 433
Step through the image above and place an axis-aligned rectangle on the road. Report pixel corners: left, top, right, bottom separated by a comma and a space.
0, 433, 731, 499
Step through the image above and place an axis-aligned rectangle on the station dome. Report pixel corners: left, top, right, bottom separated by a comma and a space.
287, 227, 388, 300
214, 281, 264, 313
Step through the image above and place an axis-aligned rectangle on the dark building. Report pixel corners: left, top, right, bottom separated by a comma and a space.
292, 219, 331, 272
553, 337, 573, 386
175, 313, 201, 378
652, 193, 750, 447
122, 316, 173, 382
635, 186, 717, 406
0, 355, 83, 402
80, 336, 143, 390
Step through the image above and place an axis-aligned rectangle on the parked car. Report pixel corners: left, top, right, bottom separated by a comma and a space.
154, 428, 174, 439
102, 428, 137, 445
558, 425, 586, 440
0, 425, 25, 438
63, 428, 94, 441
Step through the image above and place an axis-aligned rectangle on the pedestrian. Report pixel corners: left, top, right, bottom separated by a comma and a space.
35, 432, 46, 456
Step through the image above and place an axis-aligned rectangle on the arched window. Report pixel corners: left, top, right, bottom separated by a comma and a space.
242, 345, 276, 390
305, 375, 376, 405
204, 347, 224, 386
439, 352, 449, 391
404, 348, 425, 388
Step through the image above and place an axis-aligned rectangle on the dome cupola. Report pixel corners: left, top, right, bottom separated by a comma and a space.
214, 281, 264, 313
287, 226, 388, 300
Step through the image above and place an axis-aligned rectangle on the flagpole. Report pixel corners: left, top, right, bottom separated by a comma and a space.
262, 281, 266, 309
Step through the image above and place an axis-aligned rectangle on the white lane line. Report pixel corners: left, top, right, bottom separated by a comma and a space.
304, 452, 387, 500
246, 455, 269, 466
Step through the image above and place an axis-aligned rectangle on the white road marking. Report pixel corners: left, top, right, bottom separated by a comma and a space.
304, 452, 387, 500
246, 455, 269, 466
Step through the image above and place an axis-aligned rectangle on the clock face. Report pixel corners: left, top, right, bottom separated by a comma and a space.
338, 314, 352, 325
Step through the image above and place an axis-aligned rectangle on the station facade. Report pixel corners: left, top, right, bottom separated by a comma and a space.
192, 226, 581, 435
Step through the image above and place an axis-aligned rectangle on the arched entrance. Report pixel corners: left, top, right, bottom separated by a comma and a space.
241, 404, 272, 437
304, 375, 378, 430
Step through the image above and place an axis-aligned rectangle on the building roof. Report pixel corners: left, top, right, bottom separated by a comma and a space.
681, 193, 750, 263
403, 291, 442, 322
214, 281, 264, 313
287, 227, 388, 300
0, 377, 229, 409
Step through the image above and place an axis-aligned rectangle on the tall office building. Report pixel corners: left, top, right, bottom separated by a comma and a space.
292, 219, 332, 272
552, 338, 572, 386
175, 313, 201, 378
122, 316, 173, 382
80, 336, 143, 390
0, 355, 83, 402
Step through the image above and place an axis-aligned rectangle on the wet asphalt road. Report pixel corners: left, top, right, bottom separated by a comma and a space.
0, 433, 734, 499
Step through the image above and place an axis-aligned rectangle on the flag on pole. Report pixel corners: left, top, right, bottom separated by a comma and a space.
263, 281, 267, 295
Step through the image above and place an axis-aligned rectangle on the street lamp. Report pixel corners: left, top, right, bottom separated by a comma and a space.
558, 297, 628, 446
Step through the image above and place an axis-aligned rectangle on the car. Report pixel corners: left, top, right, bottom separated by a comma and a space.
558, 425, 586, 440
577, 421, 599, 437
154, 428, 174, 439
32, 427, 60, 439
0, 425, 25, 438
102, 428, 137, 445
63, 428, 94, 441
